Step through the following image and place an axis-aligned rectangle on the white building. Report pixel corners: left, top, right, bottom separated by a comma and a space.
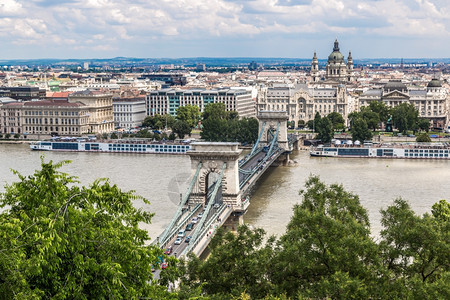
146, 88, 256, 118
113, 97, 146, 129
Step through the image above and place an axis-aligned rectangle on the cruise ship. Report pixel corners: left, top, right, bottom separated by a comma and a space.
30, 139, 191, 154
310, 142, 450, 159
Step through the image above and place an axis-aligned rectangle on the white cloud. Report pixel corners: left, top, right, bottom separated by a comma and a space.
0, 0, 449, 57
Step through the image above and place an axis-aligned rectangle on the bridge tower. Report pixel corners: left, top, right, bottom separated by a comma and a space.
257, 111, 289, 151
187, 142, 243, 209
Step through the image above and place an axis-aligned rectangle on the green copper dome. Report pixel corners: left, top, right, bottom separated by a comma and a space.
328, 39, 345, 62
427, 78, 442, 88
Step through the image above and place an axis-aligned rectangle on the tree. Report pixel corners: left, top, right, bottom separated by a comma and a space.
361, 107, 381, 131
14, 133, 20, 139
110, 132, 118, 139
272, 176, 380, 298
417, 118, 430, 132
0, 159, 174, 299
391, 103, 419, 134
351, 117, 373, 143
315, 116, 333, 143
200, 117, 228, 141
179, 225, 275, 299
5, 133, 10, 139
379, 199, 450, 297
327, 112, 345, 130
202, 103, 229, 120
416, 133, 431, 142
306, 120, 314, 130
176, 105, 200, 128
172, 120, 191, 139
368, 101, 390, 124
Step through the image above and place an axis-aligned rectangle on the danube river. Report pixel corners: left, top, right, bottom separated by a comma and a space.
1, 143, 449, 240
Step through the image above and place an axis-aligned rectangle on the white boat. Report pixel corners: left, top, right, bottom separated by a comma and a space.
30, 139, 191, 154
310, 142, 450, 159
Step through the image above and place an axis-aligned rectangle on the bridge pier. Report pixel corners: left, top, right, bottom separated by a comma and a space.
222, 213, 244, 231
187, 142, 244, 209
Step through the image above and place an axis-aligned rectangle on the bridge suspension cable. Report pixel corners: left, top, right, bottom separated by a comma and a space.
186, 162, 227, 253
158, 162, 203, 244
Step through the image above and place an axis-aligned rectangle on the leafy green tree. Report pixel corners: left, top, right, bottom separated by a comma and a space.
14, 133, 20, 139
272, 176, 381, 298
391, 103, 419, 134
315, 116, 333, 143
306, 120, 314, 130
201, 117, 228, 141
351, 117, 373, 143
416, 133, 431, 142
368, 101, 390, 124
168, 132, 176, 141
327, 112, 345, 130
176, 105, 200, 128
361, 107, 381, 131
172, 120, 191, 139
379, 199, 450, 296
0, 159, 174, 299
110, 132, 118, 139
179, 225, 275, 299
417, 118, 430, 132
5, 133, 10, 139
202, 103, 228, 120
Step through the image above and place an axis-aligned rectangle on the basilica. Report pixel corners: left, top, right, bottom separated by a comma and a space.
311, 39, 353, 82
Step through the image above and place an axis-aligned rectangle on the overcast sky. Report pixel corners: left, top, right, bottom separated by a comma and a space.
0, 0, 449, 59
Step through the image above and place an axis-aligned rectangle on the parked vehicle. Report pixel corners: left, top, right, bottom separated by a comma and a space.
174, 237, 182, 245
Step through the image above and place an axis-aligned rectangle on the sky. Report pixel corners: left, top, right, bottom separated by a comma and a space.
0, 0, 449, 59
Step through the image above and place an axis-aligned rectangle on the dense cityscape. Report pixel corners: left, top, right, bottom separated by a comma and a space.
0, 0, 449, 298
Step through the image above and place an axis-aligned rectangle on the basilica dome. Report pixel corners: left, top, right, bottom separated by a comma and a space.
328, 39, 345, 63
427, 78, 442, 88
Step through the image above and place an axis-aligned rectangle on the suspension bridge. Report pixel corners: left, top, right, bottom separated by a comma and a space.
155, 111, 299, 258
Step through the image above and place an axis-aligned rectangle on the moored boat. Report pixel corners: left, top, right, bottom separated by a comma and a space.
310, 142, 450, 159
30, 138, 191, 154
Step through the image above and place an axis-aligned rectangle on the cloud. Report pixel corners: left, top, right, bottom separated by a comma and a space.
0, 0, 449, 58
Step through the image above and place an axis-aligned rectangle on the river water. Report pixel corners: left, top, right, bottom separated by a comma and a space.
1, 144, 449, 240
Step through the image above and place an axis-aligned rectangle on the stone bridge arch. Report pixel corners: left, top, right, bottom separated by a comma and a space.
257, 111, 289, 151
187, 142, 243, 208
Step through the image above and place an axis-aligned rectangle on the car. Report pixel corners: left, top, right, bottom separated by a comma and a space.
177, 230, 185, 237
213, 203, 220, 209
174, 237, 182, 245
191, 217, 198, 224
161, 262, 168, 270
185, 223, 194, 231
198, 213, 204, 219
185, 236, 192, 243
164, 246, 173, 255
407, 134, 415, 137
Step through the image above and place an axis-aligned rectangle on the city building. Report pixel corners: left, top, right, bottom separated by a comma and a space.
310, 39, 353, 83
0, 86, 46, 100
1, 99, 90, 137
359, 79, 449, 129
113, 97, 146, 129
147, 88, 256, 118
68, 90, 114, 133
257, 83, 350, 125
139, 73, 187, 87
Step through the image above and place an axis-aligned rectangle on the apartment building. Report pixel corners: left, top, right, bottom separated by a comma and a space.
147, 88, 256, 118
113, 97, 146, 129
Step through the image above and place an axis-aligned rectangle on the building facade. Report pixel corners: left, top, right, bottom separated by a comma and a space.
113, 97, 146, 129
257, 84, 350, 125
1, 100, 90, 137
68, 90, 114, 133
359, 79, 449, 129
146, 88, 256, 118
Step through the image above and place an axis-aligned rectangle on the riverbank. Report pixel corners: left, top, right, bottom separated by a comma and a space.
0, 139, 33, 144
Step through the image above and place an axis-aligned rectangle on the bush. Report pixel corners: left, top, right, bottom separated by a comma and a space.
5, 133, 11, 139
14, 133, 20, 139
416, 133, 431, 143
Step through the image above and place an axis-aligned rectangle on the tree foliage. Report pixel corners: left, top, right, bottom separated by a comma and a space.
416, 133, 431, 143
176, 105, 201, 129
172, 120, 192, 139
391, 103, 419, 134
315, 115, 334, 143
0, 158, 172, 299
327, 112, 345, 130
350, 116, 373, 143
201, 103, 258, 144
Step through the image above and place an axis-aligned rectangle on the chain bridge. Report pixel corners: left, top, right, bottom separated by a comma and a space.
156, 111, 299, 258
